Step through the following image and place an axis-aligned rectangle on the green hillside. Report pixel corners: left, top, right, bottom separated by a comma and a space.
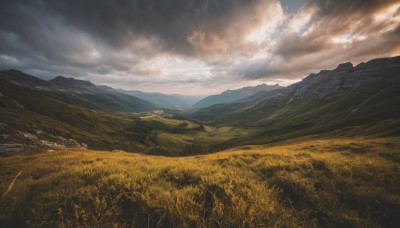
212, 84, 400, 147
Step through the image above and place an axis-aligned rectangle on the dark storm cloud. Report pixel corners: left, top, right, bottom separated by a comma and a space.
47, 0, 262, 53
0, 0, 263, 57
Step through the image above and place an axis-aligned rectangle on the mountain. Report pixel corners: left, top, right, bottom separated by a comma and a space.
121, 90, 203, 110
50, 75, 99, 92
0, 70, 155, 112
190, 56, 400, 146
192, 84, 282, 109
0, 69, 54, 89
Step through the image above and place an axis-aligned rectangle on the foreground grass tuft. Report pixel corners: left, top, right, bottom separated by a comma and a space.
1, 137, 399, 227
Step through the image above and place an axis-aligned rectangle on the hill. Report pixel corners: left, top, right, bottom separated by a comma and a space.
1, 137, 399, 227
192, 84, 282, 109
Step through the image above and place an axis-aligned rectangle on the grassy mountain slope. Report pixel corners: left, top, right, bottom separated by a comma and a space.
208, 84, 400, 149
1, 137, 399, 227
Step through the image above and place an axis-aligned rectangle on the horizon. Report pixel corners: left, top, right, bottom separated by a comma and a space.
3, 68, 288, 97
0, 0, 399, 95
2, 55, 396, 96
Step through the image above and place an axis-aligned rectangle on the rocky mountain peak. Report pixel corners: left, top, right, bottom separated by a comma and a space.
334, 62, 353, 72
50, 76, 96, 89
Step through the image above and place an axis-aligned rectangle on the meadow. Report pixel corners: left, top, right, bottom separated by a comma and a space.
1, 137, 399, 227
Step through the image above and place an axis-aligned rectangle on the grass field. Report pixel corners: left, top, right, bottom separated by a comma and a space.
1, 137, 399, 227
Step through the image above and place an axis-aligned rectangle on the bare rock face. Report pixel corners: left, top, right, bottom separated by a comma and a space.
286, 56, 400, 98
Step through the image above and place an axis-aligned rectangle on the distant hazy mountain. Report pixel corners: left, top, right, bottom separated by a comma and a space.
121, 90, 203, 110
192, 84, 282, 109
0, 70, 155, 112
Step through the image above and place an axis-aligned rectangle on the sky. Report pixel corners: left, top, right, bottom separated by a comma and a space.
0, 0, 399, 95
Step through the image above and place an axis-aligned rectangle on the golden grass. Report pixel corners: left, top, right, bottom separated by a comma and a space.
0, 137, 399, 227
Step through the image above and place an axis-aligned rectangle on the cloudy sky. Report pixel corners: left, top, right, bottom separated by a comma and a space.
0, 0, 399, 95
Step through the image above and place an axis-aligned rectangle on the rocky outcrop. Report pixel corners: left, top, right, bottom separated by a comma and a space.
0, 143, 24, 155
50, 76, 98, 92
1, 128, 88, 153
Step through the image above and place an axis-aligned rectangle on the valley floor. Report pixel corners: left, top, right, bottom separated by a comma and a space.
1, 137, 399, 227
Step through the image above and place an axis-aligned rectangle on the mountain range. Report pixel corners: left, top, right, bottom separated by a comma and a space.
0, 69, 289, 111
0, 56, 399, 153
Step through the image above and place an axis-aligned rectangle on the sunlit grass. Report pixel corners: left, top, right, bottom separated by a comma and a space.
1, 137, 399, 227
153, 131, 192, 152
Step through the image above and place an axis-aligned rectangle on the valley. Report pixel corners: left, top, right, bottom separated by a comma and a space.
1, 56, 400, 227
